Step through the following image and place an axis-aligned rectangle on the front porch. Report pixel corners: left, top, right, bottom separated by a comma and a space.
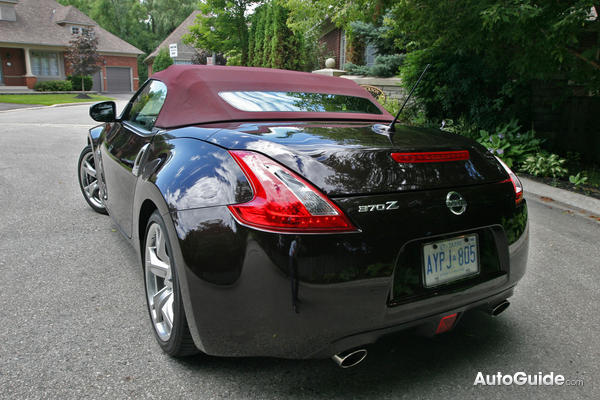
0, 46, 66, 89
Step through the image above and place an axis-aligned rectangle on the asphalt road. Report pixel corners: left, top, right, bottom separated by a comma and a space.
0, 103, 598, 399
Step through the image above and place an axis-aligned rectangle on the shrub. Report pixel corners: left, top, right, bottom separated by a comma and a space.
368, 54, 405, 77
67, 75, 93, 91
343, 62, 370, 76
476, 119, 543, 168
344, 54, 405, 78
377, 95, 399, 116
152, 47, 173, 73
521, 152, 568, 179
34, 80, 73, 91
569, 172, 588, 187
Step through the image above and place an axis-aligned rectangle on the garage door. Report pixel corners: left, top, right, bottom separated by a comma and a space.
106, 67, 131, 92
91, 70, 102, 92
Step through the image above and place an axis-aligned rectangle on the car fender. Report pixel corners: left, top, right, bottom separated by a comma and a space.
87, 124, 106, 150
131, 135, 253, 352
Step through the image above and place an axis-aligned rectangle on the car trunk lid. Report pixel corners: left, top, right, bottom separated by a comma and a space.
205, 121, 507, 197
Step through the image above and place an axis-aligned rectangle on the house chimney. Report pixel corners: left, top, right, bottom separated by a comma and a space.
0, 0, 18, 22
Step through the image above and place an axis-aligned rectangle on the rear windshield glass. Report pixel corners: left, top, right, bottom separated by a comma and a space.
218, 91, 382, 114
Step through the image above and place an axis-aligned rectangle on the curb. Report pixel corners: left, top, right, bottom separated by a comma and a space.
521, 176, 600, 219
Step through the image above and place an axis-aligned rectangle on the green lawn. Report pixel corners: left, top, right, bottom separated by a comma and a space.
0, 94, 114, 105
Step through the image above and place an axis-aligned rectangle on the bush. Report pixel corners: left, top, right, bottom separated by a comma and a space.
521, 152, 568, 179
569, 172, 588, 187
34, 80, 73, 92
152, 47, 173, 73
476, 119, 543, 168
67, 75, 93, 91
344, 54, 405, 77
344, 62, 370, 76
368, 54, 405, 77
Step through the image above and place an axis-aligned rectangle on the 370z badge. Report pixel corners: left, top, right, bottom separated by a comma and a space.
358, 201, 399, 212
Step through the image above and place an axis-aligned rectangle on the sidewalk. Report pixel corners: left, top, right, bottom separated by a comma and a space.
521, 176, 600, 218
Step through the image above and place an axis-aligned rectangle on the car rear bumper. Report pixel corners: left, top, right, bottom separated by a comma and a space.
167, 205, 529, 359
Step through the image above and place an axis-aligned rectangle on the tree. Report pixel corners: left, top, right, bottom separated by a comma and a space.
249, 5, 267, 66
65, 29, 102, 98
185, 0, 259, 66
58, 0, 198, 82
387, 0, 599, 130
152, 48, 174, 72
245, 2, 308, 70
284, 0, 393, 65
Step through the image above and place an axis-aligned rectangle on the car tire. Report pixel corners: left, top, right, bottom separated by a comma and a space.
143, 210, 199, 357
77, 145, 108, 215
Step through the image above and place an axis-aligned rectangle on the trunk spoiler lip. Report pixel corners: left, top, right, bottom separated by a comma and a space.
327, 179, 513, 199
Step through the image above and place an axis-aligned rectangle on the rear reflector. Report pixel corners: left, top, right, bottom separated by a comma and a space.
435, 313, 458, 334
391, 150, 469, 163
227, 150, 357, 233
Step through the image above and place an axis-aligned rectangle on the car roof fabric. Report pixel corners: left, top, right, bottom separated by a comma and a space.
151, 65, 393, 128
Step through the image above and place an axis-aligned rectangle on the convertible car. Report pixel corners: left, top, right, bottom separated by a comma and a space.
78, 65, 528, 368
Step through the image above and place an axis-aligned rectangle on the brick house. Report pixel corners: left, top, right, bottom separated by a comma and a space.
144, 10, 202, 77
319, 20, 377, 70
0, 0, 143, 92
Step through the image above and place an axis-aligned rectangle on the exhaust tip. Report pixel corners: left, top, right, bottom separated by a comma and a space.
490, 300, 510, 316
332, 349, 368, 368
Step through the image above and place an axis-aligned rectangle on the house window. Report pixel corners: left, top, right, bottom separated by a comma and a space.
71, 26, 80, 35
31, 51, 60, 77
364, 44, 377, 67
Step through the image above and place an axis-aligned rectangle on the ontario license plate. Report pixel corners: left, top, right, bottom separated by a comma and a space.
423, 234, 479, 288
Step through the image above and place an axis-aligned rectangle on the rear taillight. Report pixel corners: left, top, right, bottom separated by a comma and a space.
227, 150, 357, 233
496, 157, 524, 205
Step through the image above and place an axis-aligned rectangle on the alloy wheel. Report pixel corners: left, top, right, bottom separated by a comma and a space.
79, 150, 104, 209
145, 222, 174, 342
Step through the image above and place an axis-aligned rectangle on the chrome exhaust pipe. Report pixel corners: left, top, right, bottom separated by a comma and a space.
331, 348, 368, 368
490, 300, 510, 316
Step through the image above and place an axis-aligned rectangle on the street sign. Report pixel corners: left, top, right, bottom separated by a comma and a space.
169, 44, 178, 58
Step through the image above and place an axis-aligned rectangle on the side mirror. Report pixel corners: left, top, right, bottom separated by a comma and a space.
90, 101, 118, 122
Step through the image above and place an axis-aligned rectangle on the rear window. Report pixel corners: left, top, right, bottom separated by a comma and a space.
218, 91, 382, 115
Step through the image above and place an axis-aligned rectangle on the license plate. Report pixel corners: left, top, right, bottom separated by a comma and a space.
422, 234, 479, 288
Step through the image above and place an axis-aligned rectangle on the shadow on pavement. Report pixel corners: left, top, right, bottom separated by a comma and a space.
175, 310, 516, 397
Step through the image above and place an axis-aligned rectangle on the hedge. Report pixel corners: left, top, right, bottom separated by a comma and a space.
34, 80, 73, 92
67, 75, 94, 91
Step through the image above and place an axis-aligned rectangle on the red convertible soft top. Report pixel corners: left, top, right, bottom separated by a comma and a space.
151, 65, 393, 128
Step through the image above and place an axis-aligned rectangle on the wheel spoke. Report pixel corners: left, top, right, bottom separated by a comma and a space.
153, 286, 172, 323
84, 181, 98, 197
84, 161, 96, 178
161, 294, 174, 330
147, 247, 169, 279
156, 230, 169, 262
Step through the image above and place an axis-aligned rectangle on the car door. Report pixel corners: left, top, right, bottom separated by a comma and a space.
100, 80, 168, 237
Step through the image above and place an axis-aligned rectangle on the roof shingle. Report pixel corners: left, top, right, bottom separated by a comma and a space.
0, 0, 143, 55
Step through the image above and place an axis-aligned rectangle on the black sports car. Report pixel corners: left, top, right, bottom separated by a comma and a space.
78, 65, 528, 368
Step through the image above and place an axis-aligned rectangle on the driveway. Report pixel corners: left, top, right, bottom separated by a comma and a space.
0, 104, 598, 399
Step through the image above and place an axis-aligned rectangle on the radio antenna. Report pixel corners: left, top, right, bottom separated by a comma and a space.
389, 63, 430, 131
